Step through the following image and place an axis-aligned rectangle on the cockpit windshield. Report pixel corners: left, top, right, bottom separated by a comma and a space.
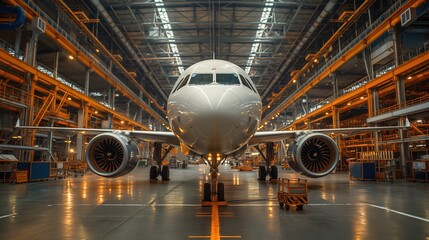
216, 73, 240, 85
188, 73, 213, 85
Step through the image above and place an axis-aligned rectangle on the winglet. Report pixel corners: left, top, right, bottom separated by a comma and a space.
15, 119, 20, 128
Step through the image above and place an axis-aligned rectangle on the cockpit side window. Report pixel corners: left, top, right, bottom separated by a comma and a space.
188, 73, 213, 85
239, 75, 257, 93
216, 73, 240, 85
173, 75, 190, 93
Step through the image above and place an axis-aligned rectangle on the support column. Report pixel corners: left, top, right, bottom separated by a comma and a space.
126, 100, 131, 117
137, 90, 143, 124
14, 29, 22, 57
392, 26, 402, 67
331, 73, 338, 98
332, 106, 341, 163
370, 88, 380, 152
395, 76, 408, 178
85, 68, 91, 96
362, 47, 374, 80
53, 51, 60, 79
48, 121, 54, 162
26, 32, 39, 67
76, 104, 88, 161
22, 79, 36, 161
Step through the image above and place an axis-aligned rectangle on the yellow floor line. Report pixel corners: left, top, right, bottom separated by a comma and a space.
189, 204, 241, 239
211, 205, 220, 240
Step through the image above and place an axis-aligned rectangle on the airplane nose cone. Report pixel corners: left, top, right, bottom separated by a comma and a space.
187, 86, 242, 139
188, 87, 242, 113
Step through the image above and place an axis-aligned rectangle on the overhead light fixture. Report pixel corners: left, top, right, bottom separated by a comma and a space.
155, 0, 184, 74
94, 110, 98, 114
245, 0, 274, 73
293, 79, 297, 83
360, 96, 365, 100
407, 76, 412, 80
68, 55, 74, 60
347, 102, 351, 106
67, 97, 72, 100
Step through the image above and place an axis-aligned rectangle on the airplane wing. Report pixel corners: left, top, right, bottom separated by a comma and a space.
15, 125, 181, 146
248, 119, 410, 146
248, 131, 296, 146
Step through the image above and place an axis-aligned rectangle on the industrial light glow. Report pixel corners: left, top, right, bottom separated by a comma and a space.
155, 0, 184, 74
245, 0, 274, 73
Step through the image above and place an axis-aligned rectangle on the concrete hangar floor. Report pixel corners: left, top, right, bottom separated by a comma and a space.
0, 165, 428, 240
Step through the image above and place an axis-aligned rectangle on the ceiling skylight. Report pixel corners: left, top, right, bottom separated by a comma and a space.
245, 0, 274, 74
155, 0, 184, 74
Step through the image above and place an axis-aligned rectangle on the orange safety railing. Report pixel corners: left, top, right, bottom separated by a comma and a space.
0, 82, 29, 105
377, 94, 429, 115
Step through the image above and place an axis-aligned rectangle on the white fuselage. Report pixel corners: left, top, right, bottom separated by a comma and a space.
167, 60, 262, 157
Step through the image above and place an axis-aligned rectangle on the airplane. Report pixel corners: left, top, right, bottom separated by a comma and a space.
16, 59, 410, 202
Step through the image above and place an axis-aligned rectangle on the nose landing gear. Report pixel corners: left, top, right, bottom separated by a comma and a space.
202, 158, 227, 206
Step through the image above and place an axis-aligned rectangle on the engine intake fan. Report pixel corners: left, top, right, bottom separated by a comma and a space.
286, 133, 339, 178
86, 133, 140, 178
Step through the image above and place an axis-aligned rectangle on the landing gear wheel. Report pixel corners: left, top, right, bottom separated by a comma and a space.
217, 183, 225, 201
279, 202, 284, 208
270, 166, 278, 180
296, 205, 304, 211
149, 166, 158, 179
203, 183, 211, 201
258, 166, 266, 180
161, 165, 170, 181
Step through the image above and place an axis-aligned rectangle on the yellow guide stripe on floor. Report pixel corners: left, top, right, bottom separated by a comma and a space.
211, 205, 220, 240
189, 204, 241, 239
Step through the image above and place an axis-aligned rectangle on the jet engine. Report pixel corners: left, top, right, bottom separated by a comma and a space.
286, 133, 339, 178
86, 133, 140, 178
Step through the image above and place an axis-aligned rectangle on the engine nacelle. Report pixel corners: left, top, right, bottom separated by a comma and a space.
86, 133, 140, 178
286, 133, 339, 178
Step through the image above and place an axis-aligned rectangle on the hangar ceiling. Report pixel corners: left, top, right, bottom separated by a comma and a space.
64, 0, 345, 104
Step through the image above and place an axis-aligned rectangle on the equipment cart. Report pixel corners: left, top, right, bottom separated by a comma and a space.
277, 178, 308, 211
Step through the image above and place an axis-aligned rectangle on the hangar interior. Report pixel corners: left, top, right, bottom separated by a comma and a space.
0, 0, 429, 239
0, 0, 428, 181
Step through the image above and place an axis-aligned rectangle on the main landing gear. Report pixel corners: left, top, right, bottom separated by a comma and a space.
255, 142, 278, 181
149, 142, 174, 181
202, 157, 226, 206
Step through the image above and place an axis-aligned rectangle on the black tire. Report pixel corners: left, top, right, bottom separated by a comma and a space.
270, 166, 278, 180
161, 165, 170, 181
203, 183, 211, 201
258, 166, 266, 180
297, 205, 304, 211
279, 202, 284, 208
149, 166, 158, 179
217, 183, 225, 201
